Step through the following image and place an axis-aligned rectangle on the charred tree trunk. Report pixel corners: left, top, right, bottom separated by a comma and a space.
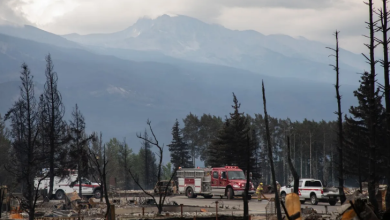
377, 0, 390, 210
331, 144, 334, 186
102, 148, 110, 220
293, 134, 296, 173
287, 137, 299, 193
323, 131, 327, 186
300, 138, 303, 178
88, 140, 110, 219
78, 139, 82, 198
243, 135, 251, 220
327, 30, 346, 204
129, 120, 177, 215
262, 81, 282, 220
364, 0, 379, 213
309, 132, 312, 178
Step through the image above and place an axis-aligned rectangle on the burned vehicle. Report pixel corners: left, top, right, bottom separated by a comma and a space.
153, 180, 174, 195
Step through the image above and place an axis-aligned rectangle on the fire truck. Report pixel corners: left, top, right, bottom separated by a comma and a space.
177, 166, 255, 200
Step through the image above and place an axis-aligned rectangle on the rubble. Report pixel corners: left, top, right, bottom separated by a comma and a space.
2, 184, 389, 220
302, 207, 317, 215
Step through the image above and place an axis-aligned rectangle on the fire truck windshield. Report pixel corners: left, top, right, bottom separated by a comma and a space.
227, 171, 246, 180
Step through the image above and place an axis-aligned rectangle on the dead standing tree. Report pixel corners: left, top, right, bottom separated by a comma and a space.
41, 54, 68, 200
243, 134, 252, 220
4, 64, 46, 220
262, 81, 282, 220
128, 120, 177, 215
87, 142, 110, 219
69, 104, 94, 198
363, 0, 380, 213
287, 136, 299, 194
326, 31, 347, 205
375, 0, 390, 210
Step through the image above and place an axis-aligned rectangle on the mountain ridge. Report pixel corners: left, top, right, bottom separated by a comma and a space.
61, 14, 366, 84
0, 32, 358, 162
0, 24, 82, 49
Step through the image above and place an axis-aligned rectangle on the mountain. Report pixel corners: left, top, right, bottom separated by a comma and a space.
0, 33, 358, 163
0, 24, 82, 49
63, 15, 367, 85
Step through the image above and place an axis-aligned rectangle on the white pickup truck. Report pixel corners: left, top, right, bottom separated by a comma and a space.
280, 178, 340, 206
34, 169, 102, 200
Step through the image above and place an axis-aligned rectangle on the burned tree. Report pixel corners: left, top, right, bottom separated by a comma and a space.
4, 64, 45, 220
88, 139, 110, 219
0, 114, 11, 217
129, 120, 177, 215
261, 81, 282, 220
375, 0, 390, 210
326, 31, 346, 204
91, 132, 104, 201
287, 136, 299, 194
243, 134, 253, 220
40, 54, 68, 199
363, 0, 380, 213
69, 104, 94, 197
0, 114, 11, 185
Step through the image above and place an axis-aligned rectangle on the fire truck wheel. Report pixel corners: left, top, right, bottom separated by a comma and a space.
227, 188, 234, 200
186, 187, 195, 198
55, 190, 65, 200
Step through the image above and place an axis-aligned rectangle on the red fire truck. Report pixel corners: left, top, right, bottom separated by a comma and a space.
177, 166, 255, 200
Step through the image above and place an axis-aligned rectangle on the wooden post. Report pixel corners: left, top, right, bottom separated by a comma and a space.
215, 201, 218, 220
180, 204, 183, 217
110, 204, 115, 220
142, 207, 144, 216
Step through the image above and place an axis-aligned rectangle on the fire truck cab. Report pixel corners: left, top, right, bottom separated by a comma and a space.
177, 166, 255, 200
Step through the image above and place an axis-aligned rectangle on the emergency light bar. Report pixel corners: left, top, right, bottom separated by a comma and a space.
225, 166, 238, 169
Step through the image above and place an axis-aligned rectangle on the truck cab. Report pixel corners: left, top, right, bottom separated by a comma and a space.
210, 166, 255, 200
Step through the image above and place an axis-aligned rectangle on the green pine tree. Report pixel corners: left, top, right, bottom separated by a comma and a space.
344, 71, 386, 185
182, 113, 200, 167
208, 93, 255, 170
168, 120, 192, 169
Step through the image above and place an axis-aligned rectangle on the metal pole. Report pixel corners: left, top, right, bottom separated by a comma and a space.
142, 207, 144, 216
181, 204, 183, 217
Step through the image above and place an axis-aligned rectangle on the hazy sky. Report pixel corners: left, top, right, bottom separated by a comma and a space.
0, 0, 383, 53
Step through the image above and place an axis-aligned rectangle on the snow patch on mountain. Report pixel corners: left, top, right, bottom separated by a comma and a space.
106, 85, 130, 96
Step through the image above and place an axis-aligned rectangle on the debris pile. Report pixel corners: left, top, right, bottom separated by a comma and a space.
343, 187, 368, 196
